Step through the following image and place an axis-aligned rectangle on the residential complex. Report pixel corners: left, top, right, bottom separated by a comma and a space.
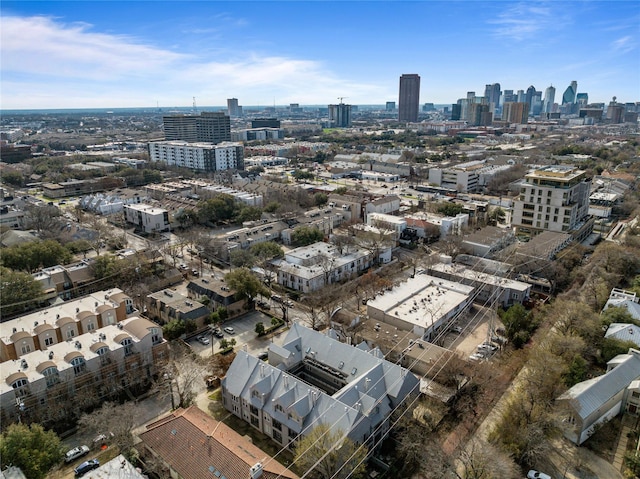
148, 141, 244, 172
221, 324, 419, 451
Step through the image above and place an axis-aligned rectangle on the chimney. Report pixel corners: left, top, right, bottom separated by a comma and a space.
249, 462, 263, 479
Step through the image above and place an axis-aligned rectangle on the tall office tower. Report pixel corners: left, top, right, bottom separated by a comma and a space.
543, 85, 556, 113
466, 91, 476, 101
531, 92, 542, 115
162, 115, 199, 142
196, 112, 232, 144
163, 112, 231, 144
562, 81, 577, 104
503, 90, 516, 104
328, 103, 352, 127
525, 86, 536, 113
451, 103, 462, 121
576, 93, 588, 106
484, 83, 501, 114
516, 90, 525, 103
503, 102, 529, 124
468, 103, 492, 126
398, 74, 421, 122
607, 98, 625, 124
227, 98, 241, 117
386, 101, 396, 111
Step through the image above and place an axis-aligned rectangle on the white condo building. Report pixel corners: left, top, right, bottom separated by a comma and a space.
148, 141, 244, 172
512, 165, 591, 237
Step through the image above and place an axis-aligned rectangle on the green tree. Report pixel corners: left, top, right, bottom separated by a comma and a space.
255, 322, 265, 335
163, 319, 187, 340
314, 192, 328, 206
225, 268, 268, 303
601, 337, 638, 363
250, 241, 284, 286
292, 169, 314, 181
0, 267, 43, 316
230, 248, 256, 268
293, 424, 367, 479
0, 423, 63, 479
264, 201, 281, 213
436, 202, 464, 217
217, 306, 228, 321
1, 240, 72, 272
498, 304, 539, 348
236, 206, 263, 223
334, 186, 348, 195
197, 195, 238, 224
1, 171, 24, 187
291, 225, 324, 246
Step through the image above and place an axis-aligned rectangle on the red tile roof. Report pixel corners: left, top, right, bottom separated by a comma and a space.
139, 406, 299, 479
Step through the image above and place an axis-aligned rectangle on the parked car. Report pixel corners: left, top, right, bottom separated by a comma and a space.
91, 432, 113, 448
477, 342, 498, 352
74, 459, 100, 477
527, 470, 552, 479
223, 327, 235, 335
213, 330, 224, 338
257, 351, 268, 360
191, 269, 199, 276
197, 335, 210, 345
451, 325, 463, 334
468, 352, 485, 361
65, 445, 90, 463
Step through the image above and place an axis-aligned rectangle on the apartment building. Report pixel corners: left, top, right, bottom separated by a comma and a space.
148, 141, 244, 172
511, 165, 591, 238
277, 242, 373, 293
124, 204, 170, 233
221, 324, 419, 452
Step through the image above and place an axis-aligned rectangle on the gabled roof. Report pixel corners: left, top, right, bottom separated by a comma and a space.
605, 323, 640, 347
558, 349, 640, 420
138, 406, 299, 479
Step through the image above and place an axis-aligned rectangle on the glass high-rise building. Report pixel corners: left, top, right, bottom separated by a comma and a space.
543, 85, 556, 113
562, 81, 578, 104
163, 112, 231, 144
398, 74, 420, 122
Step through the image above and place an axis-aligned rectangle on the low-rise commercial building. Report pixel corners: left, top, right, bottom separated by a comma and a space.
124, 204, 170, 233
366, 274, 474, 341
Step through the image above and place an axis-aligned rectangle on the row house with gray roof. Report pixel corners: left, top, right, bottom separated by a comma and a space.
221, 324, 418, 452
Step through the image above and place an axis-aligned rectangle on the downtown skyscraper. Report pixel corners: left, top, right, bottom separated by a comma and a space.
398, 74, 420, 122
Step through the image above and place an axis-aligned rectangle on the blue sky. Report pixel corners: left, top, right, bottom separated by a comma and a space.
1, 1, 638, 110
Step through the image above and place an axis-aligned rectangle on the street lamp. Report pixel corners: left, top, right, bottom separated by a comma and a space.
163, 373, 175, 410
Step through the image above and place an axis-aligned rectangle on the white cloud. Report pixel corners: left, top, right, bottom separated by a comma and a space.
488, 3, 559, 42
0, 14, 383, 109
611, 35, 636, 53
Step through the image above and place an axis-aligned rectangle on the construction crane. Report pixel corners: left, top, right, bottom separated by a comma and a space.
337, 97, 348, 104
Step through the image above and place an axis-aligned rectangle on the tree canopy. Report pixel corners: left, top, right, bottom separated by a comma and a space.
1, 239, 72, 272
0, 423, 63, 479
0, 266, 43, 317
291, 225, 324, 246
225, 267, 268, 302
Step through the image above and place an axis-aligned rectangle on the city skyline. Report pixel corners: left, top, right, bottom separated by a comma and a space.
1, 1, 639, 110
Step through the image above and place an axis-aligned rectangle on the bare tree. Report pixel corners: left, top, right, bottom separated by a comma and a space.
155, 342, 207, 409
78, 401, 140, 457
457, 438, 520, 479
25, 204, 61, 237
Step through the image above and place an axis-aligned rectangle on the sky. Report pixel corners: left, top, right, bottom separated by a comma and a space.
1, 1, 639, 110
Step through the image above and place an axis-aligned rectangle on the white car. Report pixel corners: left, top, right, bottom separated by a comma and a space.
197, 335, 210, 345
527, 470, 552, 479
64, 445, 90, 463
223, 327, 235, 334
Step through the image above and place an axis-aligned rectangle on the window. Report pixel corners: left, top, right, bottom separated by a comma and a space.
250, 405, 259, 416
96, 346, 110, 366
70, 356, 86, 375
273, 430, 282, 443
87, 322, 95, 332
273, 420, 282, 431
250, 415, 259, 427
66, 329, 75, 339
275, 404, 285, 413
21, 344, 31, 355
44, 337, 54, 346
42, 367, 60, 387
12, 378, 29, 397
121, 338, 133, 356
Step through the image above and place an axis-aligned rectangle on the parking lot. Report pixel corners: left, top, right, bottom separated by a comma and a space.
440, 305, 505, 360
186, 310, 284, 357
